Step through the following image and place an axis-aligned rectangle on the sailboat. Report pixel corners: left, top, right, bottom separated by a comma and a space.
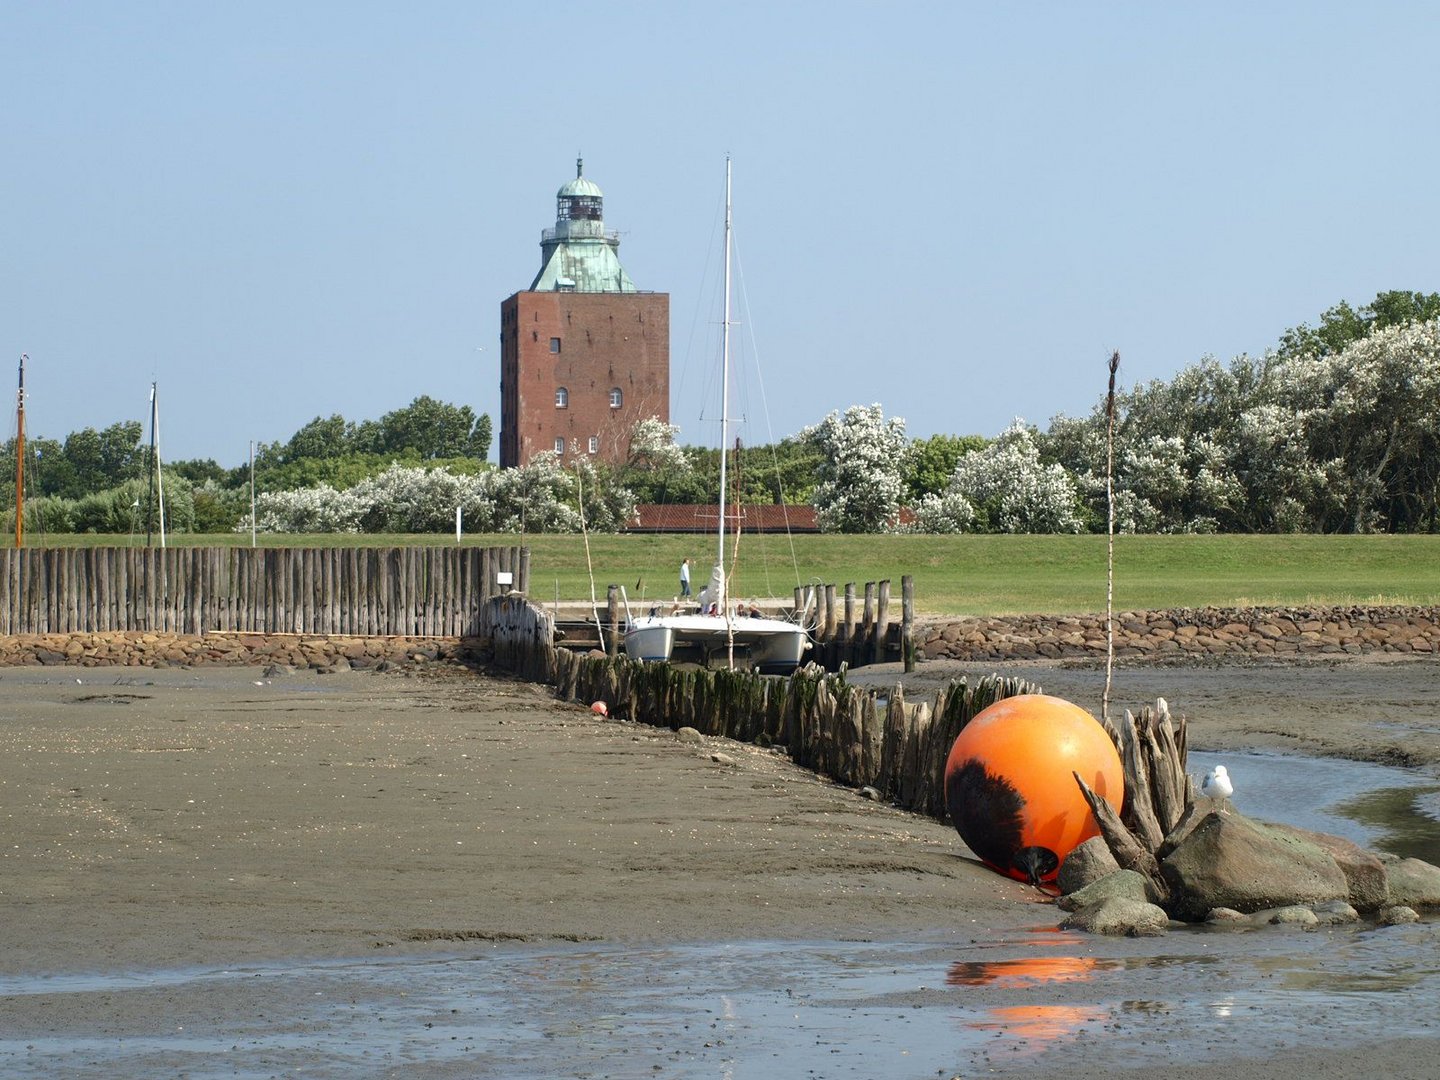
622, 159, 812, 675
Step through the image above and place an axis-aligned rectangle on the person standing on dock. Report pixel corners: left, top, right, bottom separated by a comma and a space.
679, 558, 691, 599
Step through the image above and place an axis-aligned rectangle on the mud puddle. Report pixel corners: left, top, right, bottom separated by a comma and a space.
3, 922, 1439, 1079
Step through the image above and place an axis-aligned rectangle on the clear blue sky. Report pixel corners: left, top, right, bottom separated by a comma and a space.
3, 2, 1437, 466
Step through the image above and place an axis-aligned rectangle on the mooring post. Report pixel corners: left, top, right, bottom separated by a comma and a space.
901, 574, 914, 673
862, 582, 875, 660
842, 583, 856, 666
823, 583, 838, 666
606, 584, 621, 655
874, 579, 891, 665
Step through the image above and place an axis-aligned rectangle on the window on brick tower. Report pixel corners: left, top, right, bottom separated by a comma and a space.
588, 436, 599, 454
550, 337, 561, 353
554, 437, 565, 454
609, 387, 622, 408
555, 387, 568, 408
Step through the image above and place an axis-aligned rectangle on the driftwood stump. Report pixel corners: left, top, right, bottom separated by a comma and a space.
1074, 698, 1192, 903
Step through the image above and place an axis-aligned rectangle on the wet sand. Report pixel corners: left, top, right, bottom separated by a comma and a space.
1, 657, 1438, 1077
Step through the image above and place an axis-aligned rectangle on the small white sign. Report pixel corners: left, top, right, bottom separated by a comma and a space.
496, 571, 514, 586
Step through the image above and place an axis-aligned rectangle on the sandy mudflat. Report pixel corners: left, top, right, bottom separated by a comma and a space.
1, 656, 1438, 1078
0, 664, 1041, 975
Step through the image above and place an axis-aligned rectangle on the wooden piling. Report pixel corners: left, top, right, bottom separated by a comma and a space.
901, 574, 914, 673
872, 579, 890, 665
606, 584, 621, 655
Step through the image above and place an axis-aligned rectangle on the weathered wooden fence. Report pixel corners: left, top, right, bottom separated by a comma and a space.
479, 590, 1036, 820
0, 546, 529, 637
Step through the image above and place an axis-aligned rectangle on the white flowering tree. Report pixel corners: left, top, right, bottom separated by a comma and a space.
1047, 316, 1440, 533
252, 483, 366, 533
801, 404, 909, 533
626, 416, 690, 475
349, 465, 482, 533
907, 489, 978, 534
948, 420, 1083, 533
484, 454, 635, 534
243, 456, 636, 534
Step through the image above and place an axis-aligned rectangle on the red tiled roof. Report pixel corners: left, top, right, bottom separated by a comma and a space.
628, 504, 820, 533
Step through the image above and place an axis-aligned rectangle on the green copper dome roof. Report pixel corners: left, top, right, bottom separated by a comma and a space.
558, 156, 603, 198
558, 175, 603, 198
530, 157, 637, 293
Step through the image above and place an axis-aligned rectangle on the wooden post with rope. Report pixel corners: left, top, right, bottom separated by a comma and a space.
1102, 350, 1120, 725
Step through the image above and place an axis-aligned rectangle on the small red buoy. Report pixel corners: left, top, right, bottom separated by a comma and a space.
944, 694, 1123, 885
590, 700, 608, 716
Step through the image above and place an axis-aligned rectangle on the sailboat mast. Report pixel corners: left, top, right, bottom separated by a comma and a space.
14, 354, 25, 549
715, 157, 733, 586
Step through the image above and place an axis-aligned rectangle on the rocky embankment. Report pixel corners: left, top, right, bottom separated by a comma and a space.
917, 605, 1440, 663
0, 631, 483, 671
4, 606, 1439, 671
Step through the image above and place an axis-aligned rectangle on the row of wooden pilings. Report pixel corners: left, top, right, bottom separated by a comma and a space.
0, 546, 528, 637
798, 575, 915, 671
481, 592, 1034, 818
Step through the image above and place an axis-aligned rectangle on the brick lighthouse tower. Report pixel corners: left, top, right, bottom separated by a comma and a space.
498, 159, 670, 468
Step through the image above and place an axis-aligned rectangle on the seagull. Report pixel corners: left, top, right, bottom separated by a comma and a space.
1201, 765, 1234, 814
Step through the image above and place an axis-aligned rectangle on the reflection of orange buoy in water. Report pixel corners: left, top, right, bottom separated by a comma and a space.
967, 1004, 1108, 1049
946, 954, 1111, 988
943, 694, 1123, 886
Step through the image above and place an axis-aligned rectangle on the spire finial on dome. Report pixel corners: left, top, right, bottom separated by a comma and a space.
576, 154, 583, 178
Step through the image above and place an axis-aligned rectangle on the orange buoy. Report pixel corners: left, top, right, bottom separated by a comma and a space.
943, 694, 1123, 885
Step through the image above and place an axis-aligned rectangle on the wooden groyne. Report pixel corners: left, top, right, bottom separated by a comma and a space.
0, 545, 528, 637
482, 590, 1033, 817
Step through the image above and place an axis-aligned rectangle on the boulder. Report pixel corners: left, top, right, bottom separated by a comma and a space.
1266, 822, 1389, 912
1379, 854, 1440, 907
1161, 810, 1349, 920
1378, 905, 1420, 926
1312, 899, 1361, 925
1057, 869, 1153, 913
1253, 905, 1319, 927
1060, 897, 1169, 936
1204, 907, 1250, 926
1057, 836, 1120, 895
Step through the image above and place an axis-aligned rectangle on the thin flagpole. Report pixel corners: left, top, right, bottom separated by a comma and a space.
147, 384, 157, 547
15, 354, 26, 549
249, 440, 256, 547
154, 385, 167, 549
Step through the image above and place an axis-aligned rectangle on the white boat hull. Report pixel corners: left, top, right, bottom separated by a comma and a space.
623, 612, 810, 674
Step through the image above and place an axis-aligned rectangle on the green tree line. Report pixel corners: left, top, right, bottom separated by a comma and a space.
4, 290, 1436, 536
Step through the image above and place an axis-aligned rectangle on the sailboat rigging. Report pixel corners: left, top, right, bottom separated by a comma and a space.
621, 159, 811, 674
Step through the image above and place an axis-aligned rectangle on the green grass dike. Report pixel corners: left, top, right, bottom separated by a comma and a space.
22, 532, 1440, 617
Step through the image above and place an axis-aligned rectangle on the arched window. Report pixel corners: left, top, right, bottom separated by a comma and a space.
609, 387, 623, 408
588, 435, 599, 454
553, 437, 565, 454
555, 387, 569, 408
